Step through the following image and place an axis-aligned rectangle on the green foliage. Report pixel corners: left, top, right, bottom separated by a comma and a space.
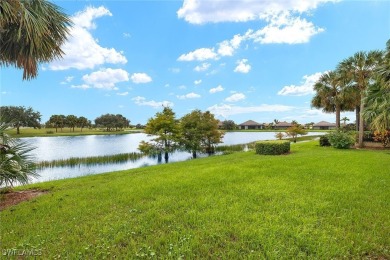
221, 120, 236, 130
319, 136, 331, 146
327, 130, 355, 149
141, 107, 180, 162
180, 110, 224, 158
0, 0, 72, 80
0, 120, 38, 187
285, 125, 308, 143
275, 132, 284, 140
255, 140, 290, 155
0, 106, 41, 134
95, 114, 130, 131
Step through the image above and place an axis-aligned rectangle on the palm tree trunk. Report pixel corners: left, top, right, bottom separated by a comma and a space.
358, 96, 364, 148
355, 106, 360, 132
336, 104, 341, 129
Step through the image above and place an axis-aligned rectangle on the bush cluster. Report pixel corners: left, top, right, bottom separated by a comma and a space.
255, 140, 290, 155
327, 131, 355, 149
319, 136, 331, 146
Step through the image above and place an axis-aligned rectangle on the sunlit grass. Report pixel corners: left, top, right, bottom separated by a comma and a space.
1, 141, 389, 258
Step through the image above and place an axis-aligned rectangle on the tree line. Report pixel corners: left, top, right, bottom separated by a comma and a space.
0, 106, 131, 134
312, 39, 390, 147
139, 107, 223, 163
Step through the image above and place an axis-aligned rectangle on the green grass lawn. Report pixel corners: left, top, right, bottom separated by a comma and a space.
1, 141, 389, 258
5, 127, 142, 137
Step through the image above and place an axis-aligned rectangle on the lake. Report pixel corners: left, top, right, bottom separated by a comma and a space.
24, 132, 324, 183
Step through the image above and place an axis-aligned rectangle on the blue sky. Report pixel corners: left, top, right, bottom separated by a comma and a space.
1, 0, 389, 125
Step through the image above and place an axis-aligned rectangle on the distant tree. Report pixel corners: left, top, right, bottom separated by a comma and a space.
341, 117, 350, 127
66, 115, 78, 132
273, 119, 280, 125
0, 120, 38, 187
285, 125, 308, 143
77, 116, 89, 132
291, 120, 299, 126
201, 111, 224, 154
0, 0, 72, 80
222, 120, 236, 130
95, 114, 129, 131
180, 110, 204, 158
113, 114, 130, 130
47, 114, 66, 132
179, 110, 224, 158
140, 107, 180, 163
135, 123, 145, 129
0, 106, 41, 134
275, 132, 284, 140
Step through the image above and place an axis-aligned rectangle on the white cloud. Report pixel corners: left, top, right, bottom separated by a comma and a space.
49, 6, 127, 70
60, 76, 74, 84
178, 48, 218, 61
130, 73, 152, 84
234, 59, 251, 73
278, 72, 323, 96
71, 84, 91, 90
117, 91, 129, 96
194, 63, 211, 72
177, 0, 337, 24
177, 92, 201, 100
217, 34, 245, 56
194, 79, 202, 85
208, 103, 294, 117
82, 68, 129, 90
225, 93, 246, 102
123, 32, 131, 38
209, 85, 224, 94
132, 96, 174, 108
250, 12, 324, 44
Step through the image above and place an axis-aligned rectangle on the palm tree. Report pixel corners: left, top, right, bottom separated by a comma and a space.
0, 0, 72, 80
364, 41, 390, 132
341, 116, 350, 126
311, 71, 353, 128
338, 50, 384, 147
0, 121, 38, 187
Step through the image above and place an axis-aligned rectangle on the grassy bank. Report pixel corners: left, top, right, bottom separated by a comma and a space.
1, 141, 389, 258
5, 127, 143, 138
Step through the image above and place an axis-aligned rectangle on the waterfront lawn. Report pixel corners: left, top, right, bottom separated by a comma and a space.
1, 141, 389, 258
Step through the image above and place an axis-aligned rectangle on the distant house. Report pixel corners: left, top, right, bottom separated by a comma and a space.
273, 121, 292, 130
312, 121, 336, 130
239, 120, 264, 130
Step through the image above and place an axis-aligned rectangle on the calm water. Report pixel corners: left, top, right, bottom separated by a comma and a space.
23, 132, 323, 183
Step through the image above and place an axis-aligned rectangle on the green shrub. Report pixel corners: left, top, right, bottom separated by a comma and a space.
46, 130, 54, 134
327, 131, 355, 149
255, 140, 290, 155
319, 136, 331, 146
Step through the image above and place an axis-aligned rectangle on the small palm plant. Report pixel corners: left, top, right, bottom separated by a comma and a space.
0, 121, 38, 187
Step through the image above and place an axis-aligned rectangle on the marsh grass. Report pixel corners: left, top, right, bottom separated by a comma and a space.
36, 152, 145, 168
1, 141, 389, 258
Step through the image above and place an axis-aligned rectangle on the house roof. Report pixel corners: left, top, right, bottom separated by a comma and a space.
313, 121, 336, 127
239, 120, 262, 126
275, 121, 292, 127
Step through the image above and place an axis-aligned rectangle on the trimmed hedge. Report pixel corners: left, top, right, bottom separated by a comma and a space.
255, 140, 290, 155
